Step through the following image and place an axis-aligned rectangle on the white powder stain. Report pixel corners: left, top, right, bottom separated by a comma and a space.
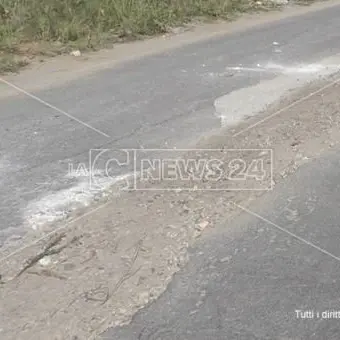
214, 56, 340, 128
24, 172, 133, 230
225, 63, 340, 75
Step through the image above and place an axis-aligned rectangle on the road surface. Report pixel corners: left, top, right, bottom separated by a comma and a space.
1, 2, 340, 246
1, 2, 340, 247
1, 2, 340, 252
1, 2, 340, 339
101, 145, 340, 340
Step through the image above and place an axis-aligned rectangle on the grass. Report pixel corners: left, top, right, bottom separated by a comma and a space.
0, 0, 310, 73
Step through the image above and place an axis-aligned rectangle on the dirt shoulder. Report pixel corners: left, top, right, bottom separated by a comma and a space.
1, 73, 340, 339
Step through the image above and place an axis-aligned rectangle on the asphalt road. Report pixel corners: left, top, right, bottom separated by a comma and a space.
101, 146, 340, 340
1, 4, 340, 245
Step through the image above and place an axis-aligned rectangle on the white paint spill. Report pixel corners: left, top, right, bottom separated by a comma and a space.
264, 62, 328, 74
226, 62, 340, 75
215, 56, 340, 128
227, 66, 265, 72
24, 172, 133, 230
205, 71, 233, 79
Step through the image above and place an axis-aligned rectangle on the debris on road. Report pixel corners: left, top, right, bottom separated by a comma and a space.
70, 50, 82, 57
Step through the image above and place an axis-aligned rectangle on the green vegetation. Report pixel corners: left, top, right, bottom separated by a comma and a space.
0, 0, 308, 73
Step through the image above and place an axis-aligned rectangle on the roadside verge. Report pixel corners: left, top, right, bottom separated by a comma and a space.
0, 0, 331, 77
